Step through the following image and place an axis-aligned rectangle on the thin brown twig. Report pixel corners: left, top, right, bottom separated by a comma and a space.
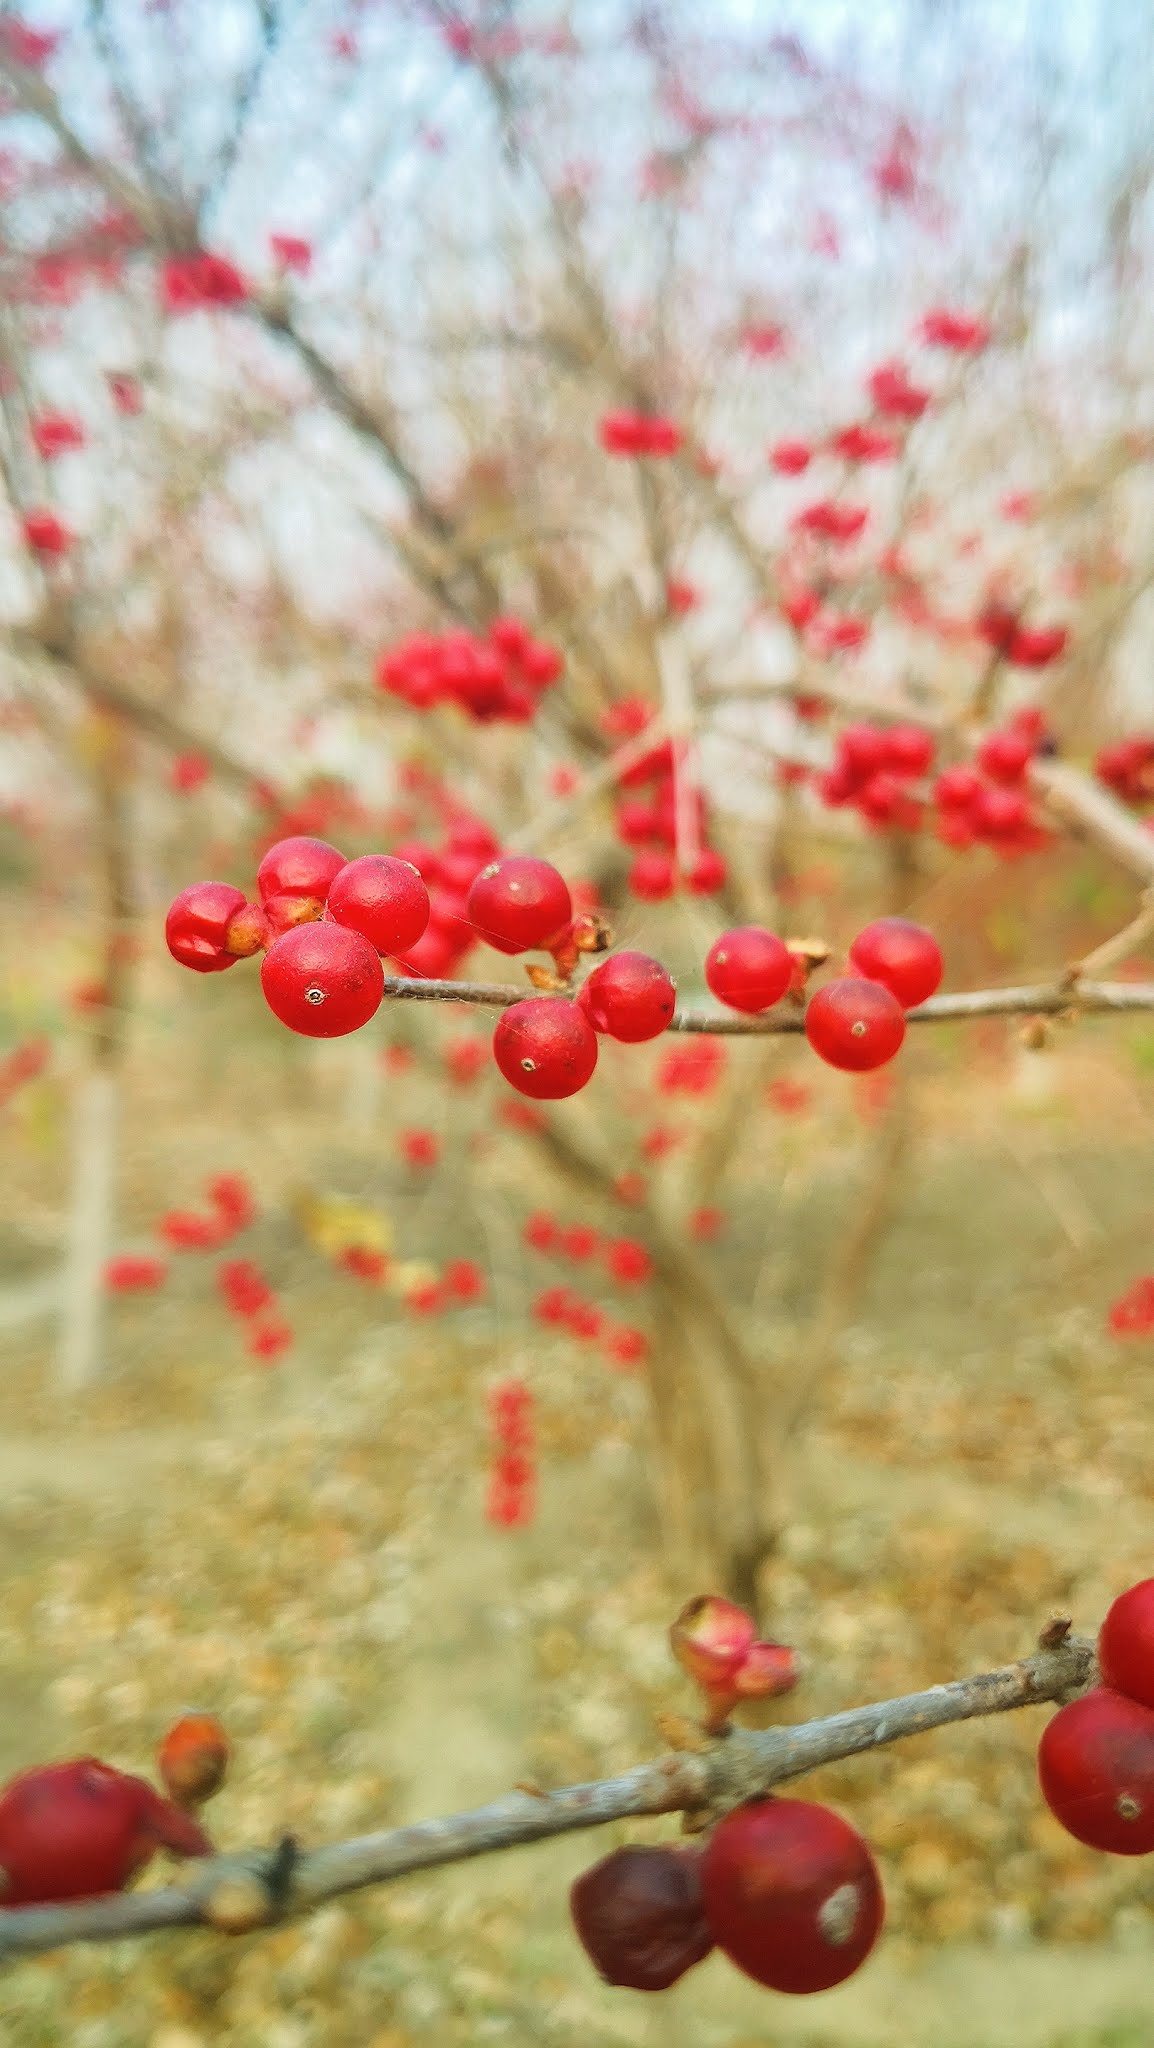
0, 1624, 1094, 1963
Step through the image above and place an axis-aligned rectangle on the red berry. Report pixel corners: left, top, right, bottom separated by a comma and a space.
577, 952, 677, 1042
0, 1758, 210, 1907
705, 927, 792, 1014
157, 1715, 230, 1809
804, 978, 906, 1071
255, 834, 346, 907
977, 729, 1033, 785
934, 765, 983, 811
1098, 1581, 1154, 1711
701, 1798, 884, 1994
848, 918, 943, 1009
260, 924, 384, 1038
493, 998, 598, 1099
165, 882, 248, 973
629, 849, 676, 901
1038, 1687, 1154, 1854
570, 1845, 714, 1991
326, 854, 430, 956
467, 856, 573, 955
686, 847, 728, 893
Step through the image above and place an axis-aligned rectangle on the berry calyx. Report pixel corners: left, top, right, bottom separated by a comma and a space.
701, 1798, 884, 1994
467, 855, 573, 955
704, 927, 793, 1014
255, 835, 346, 910
0, 1758, 211, 1908
847, 918, 943, 1009
804, 978, 906, 1071
492, 997, 598, 1098
165, 882, 248, 973
260, 924, 384, 1038
570, 1844, 714, 1991
326, 853, 431, 956
670, 1596, 798, 1731
1037, 1687, 1154, 1854
1099, 1579, 1154, 1710
577, 952, 677, 1042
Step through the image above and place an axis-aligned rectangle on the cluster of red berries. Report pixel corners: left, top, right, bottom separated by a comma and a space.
158, 1171, 256, 1252
0, 1034, 49, 1107
611, 727, 728, 899
375, 618, 563, 722
217, 1258, 293, 1364
1039, 1580, 1154, 1855
703, 916, 941, 1072
815, 720, 935, 831
572, 1598, 881, 1997
1096, 736, 1154, 809
159, 250, 248, 315
1106, 1276, 1154, 1338
486, 1377, 537, 1527
398, 1258, 486, 1318
0, 1713, 228, 1910
977, 604, 1068, 668
599, 411, 682, 458
532, 1285, 649, 1369
933, 712, 1050, 854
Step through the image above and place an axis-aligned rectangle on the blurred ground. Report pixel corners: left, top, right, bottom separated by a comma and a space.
3, 949, 1154, 2045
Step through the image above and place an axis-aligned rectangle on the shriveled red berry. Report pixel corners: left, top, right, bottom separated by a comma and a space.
577, 952, 677, 1042
326, 853, 430, 956
701, 1798, 884, 1994
570, 1844, 714, 1991
256, 835, 346, 907
260, 924, 384, 1038
848, 918, 943, 1009
467, 856, 572, 955
1038, 1687, 1154, 1854
493, 997, 598, 1099
1099, 1580, 1154, 1711
705, 927, 792, 1014
804, 978, 906, 1071
0, 1758, 211, 1907
165, 882, 248, 973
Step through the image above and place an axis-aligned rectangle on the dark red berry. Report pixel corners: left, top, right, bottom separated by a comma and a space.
0, 1758, 211, 1907
577, 952, 677, 1042
705, 927, 793, 1014
1038, 1687, 1154, 1854
326, 854, 430, 956
804, 978, 906, 1071
256, 835, 346, 907
848, 918, 943, 1008
570, 1844, 714, 1991
260, 924, 384, 1038
701, 1797, 884, 1994
165, 882, 248, 973
467, 856, 573, 955
1099, 1580, 1154, 1711
492, 997, 598, 1098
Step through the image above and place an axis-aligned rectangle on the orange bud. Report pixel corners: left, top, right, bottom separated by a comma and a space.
158, 1713, 230, 1809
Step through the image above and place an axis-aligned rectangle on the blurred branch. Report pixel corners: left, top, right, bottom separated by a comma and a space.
0, 1622, 1094, 1963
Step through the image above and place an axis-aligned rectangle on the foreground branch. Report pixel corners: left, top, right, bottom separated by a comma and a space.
0, 1625, 1094, 1962
378, 975, 1154, 1031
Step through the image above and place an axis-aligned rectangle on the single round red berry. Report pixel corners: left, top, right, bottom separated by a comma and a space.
165, 882, 247, 973
467, 856, 573, 955
570, 1845, 714, 1992
705, 927, 793, 1014
628, 849, 676, 901
847, 917, 943, 1009
326, 853, 430, 956
701, 1797, 884, 1994
0, 1758, 211, 1907
260, 924, 384, 1038
1099, 1580, 1154, 1711
977, 729, 1033, 785
256, 835, 346, 907
804, 977, 906, 1071
577, 952, 677, 1042
493, 997, 598, 1098
1038, 1687, 1154, 1854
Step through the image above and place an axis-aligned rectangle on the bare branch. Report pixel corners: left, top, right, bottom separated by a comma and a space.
0, 1624, 1094, 1963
